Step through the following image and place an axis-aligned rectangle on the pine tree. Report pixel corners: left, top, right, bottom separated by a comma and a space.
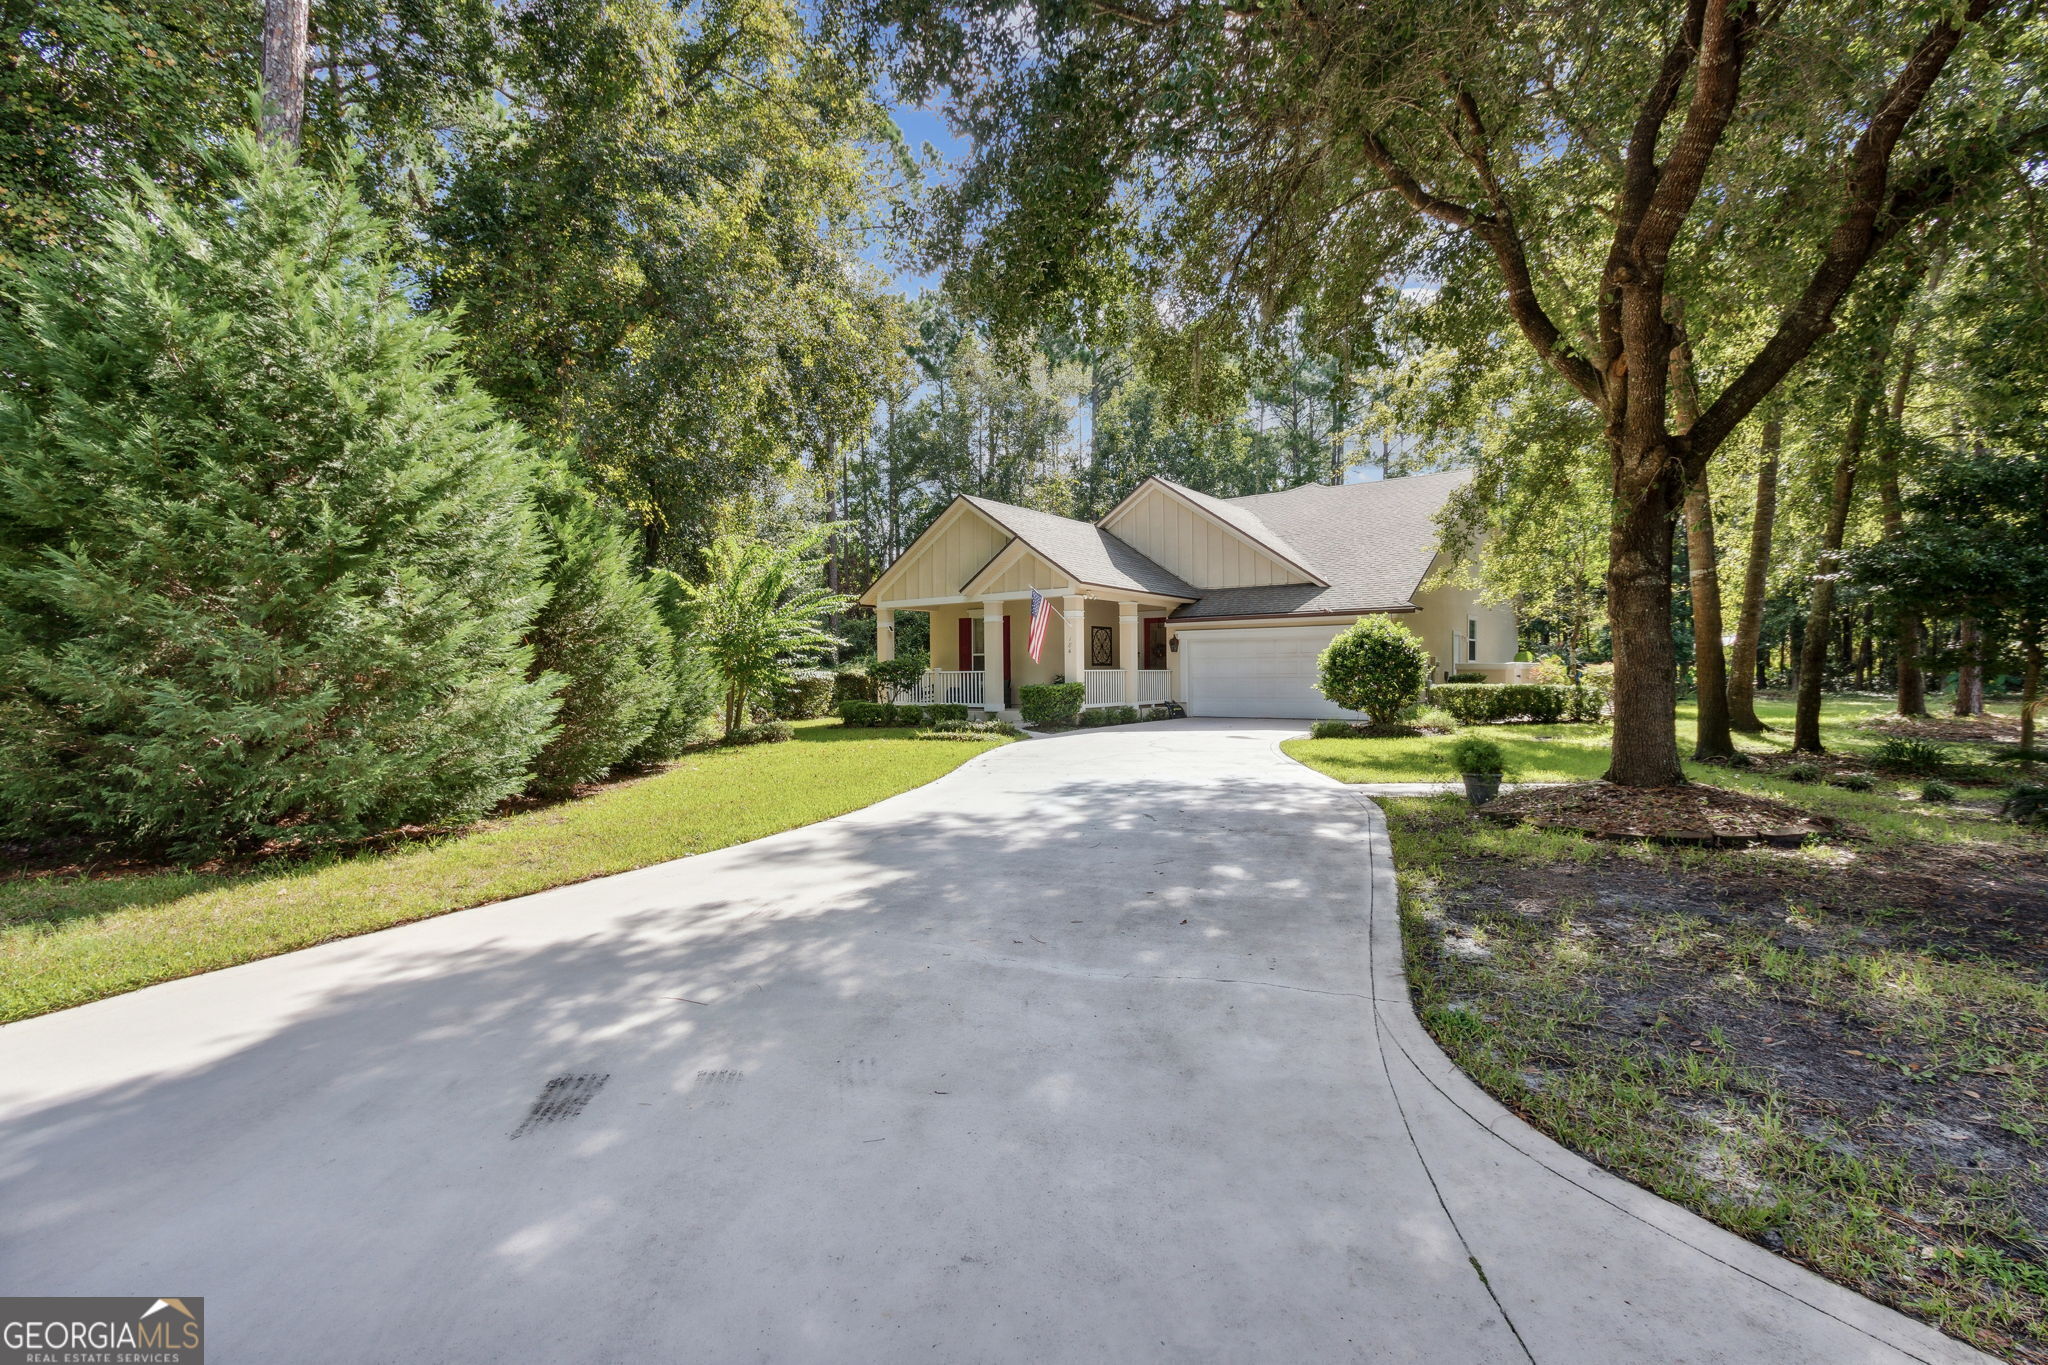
0, 135, 559, 855
525, 470, 676, 797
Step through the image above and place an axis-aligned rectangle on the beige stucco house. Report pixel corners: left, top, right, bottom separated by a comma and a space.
856, 469, 1521, 720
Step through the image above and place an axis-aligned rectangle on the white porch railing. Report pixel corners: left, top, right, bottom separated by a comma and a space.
892, 669, 986, 708
1082, 670, 1125, 707
1136, 670, 1171, 703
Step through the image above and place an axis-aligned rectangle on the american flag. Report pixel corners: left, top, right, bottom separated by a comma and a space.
1027, 587, 1051, 662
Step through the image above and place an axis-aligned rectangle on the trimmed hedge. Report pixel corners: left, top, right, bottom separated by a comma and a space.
1018, 682, 1085, 726
1429, 682, 1604, 725
832, 665, 879, 705
775, 671, 836, 720
838, 700, 970, 728
724, 720, 794, 745
1442, 671, 1487, 685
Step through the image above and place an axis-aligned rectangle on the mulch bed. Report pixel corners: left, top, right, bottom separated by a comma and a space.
1859, 712, 2024, 743
1480, 780, 1836, 846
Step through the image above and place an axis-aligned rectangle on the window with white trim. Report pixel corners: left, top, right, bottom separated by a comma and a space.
1467, 618, 1478, 662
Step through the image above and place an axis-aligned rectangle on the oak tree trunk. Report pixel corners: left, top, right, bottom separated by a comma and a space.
1667, 299, 1734, 760
1728, 419, 1777, 732
260, 0, 311, 147
1955, 618, 1984, 716
1685, 474, 1734, 758
1726, 413, 1780, 732
1793, 384, 1877, 752
1603, 456, 1687, 787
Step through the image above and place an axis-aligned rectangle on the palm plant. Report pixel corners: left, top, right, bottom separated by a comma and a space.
683, 533, 848, 733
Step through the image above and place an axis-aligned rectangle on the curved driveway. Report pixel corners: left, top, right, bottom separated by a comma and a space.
0, 721, 1986, 1362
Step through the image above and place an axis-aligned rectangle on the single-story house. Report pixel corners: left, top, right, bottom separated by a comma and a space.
856, 469, 1523, 720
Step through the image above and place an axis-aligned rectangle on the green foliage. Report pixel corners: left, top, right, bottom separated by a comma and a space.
1445, 736, 1508, 777
871, 653, 931, 693
524, 474, 675, 797
682, 532, 847, 733
1430, 683, 1577, 725
1782, 763, 1824, 784
1018, 682, 1086, 726
1831, 772, 1878, 792
422, 0, 906, 563
0, 137, 556, 855
2003, 784, 2048, 827
723, 720, 795, 746
1919, 780, 1959, 804
627, 571, 720, 764
833, 664, 880, 704
1317, 617, 1430, 721
1310, 720, 1367, 739
1442, 671, 1487, 685
837, 701, 969, 728
775, 672, 837, 720
1874, 736, 1952, 775
1109, 705, 1139, 725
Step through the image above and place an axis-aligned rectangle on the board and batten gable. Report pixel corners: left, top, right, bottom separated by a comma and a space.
1100, 482, 1306, 590
862, 500, 1010, 604
972, 547, 1065, 596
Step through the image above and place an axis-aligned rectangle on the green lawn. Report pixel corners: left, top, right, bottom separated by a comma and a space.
1284, 694, 2040, 847
0, 721, 1005, 1024
1284, 693, 1914, 783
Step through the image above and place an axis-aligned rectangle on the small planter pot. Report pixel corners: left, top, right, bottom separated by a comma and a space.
1461, 772, 1504, 806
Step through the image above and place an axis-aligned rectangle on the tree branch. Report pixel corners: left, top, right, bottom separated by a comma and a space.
1689, 0, 2002, 462
1597, 0, 1707, 359
1358, 125, 1605, 406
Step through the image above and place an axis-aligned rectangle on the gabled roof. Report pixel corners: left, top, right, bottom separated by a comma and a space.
959, 495, 1197, 599
1171, 469, 1470, 618
1143, 478, 1327, 587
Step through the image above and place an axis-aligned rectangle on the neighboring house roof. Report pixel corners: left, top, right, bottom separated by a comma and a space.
959, 495, 1199, 599
1174, 469, 1472, 619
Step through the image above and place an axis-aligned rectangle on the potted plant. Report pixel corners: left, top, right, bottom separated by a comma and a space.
1446, 736, 1508, 805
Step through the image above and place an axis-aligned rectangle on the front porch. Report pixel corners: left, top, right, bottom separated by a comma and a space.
875, 589, 1183, 713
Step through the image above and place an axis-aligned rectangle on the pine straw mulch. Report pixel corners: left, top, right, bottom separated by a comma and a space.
1480, 780, 1836, 846
1857, 710, 2025, 744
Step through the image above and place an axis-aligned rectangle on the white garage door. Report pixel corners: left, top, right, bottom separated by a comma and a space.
1179, 624, 1367, 720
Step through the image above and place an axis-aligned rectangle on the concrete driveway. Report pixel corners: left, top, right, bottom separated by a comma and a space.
0, 721, 1985, 1362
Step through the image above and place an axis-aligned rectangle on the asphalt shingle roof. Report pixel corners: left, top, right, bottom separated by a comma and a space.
1169, 469, 1472, 618
960, 495, 1198, 599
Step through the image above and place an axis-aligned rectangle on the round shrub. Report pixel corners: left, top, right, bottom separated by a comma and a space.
1446, 736, 1508, 776
1831, 772, 1878, 792
0, 137, 558, 855
524, 473, 675, 797
1920, 780, 1959, 804
1018, 682, 1085, 726
1318, 616, 1430, 722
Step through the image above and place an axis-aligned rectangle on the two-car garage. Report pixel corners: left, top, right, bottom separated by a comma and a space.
1174, 622, 1367, 720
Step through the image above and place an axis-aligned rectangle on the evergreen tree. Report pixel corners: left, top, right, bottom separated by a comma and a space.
0, 135, 558, 855
525, 471, 676, 797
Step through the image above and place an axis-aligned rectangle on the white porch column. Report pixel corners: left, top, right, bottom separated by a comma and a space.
1061, 594, 1086, 686
1118, 602, 1139, 705
981, 598, 1005, 710
876, 608, 894, 662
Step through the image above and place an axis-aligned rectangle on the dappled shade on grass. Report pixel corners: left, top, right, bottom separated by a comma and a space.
0, 721, 1001, 1023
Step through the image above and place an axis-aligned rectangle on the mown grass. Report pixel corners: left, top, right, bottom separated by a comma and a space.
1386, 793, 2048, 1360
0, 721, 1006, 1024
1286, 693, 2041, 847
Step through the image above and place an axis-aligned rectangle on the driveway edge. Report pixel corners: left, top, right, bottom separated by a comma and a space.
1326, 774, 1994, 1364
